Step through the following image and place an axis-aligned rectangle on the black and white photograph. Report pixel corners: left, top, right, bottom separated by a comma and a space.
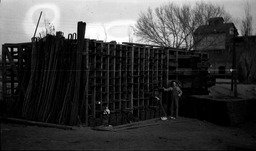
1, 0, 256, 150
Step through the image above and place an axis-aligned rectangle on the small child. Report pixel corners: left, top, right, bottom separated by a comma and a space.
103, 106, 110, 126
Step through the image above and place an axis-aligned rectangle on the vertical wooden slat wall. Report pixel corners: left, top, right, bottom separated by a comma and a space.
83, 42, 176, 124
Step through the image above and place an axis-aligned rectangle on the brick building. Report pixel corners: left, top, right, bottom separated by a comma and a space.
193, 17, 239, 78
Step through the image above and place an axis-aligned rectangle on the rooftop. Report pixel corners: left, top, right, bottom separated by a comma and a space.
194, 17, 238, 36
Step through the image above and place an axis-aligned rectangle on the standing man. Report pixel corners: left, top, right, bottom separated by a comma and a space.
163, 81, 182, 119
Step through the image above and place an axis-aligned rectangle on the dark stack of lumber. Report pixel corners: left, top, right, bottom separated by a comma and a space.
21, 22, 86, 125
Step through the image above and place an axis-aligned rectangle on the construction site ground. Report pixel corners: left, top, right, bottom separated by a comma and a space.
1, 83, 256, 150
2, 117, 256, 150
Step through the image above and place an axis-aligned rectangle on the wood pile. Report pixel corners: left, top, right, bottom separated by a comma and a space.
21, 22, 86, 125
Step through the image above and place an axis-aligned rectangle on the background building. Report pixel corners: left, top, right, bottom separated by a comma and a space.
193, 17, 238, 78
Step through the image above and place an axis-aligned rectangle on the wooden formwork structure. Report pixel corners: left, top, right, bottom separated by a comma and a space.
1, 43, 32, 115
1, 22, 211, 126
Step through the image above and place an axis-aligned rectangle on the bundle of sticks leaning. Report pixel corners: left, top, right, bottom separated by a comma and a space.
21, 22, 86, 126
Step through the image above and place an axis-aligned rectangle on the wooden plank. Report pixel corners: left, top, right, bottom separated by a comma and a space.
118, 45, 122, 109
155, 48, 159, 88
140, 47, 145, 107
82, 39, 90, 126
10, 47, 15, 95
114, 122, 160, 131
145, 47, 150, 106
2, 45, 7, 101
106, 43, 110, 107
120, 45, 127, 105
164, 48, 168, 87
1, 117, 74, 130
4, 42, 32, 46
99, 42, 103, 110
16, 45, 24, 108
159, 49, 164, 88
149, 48, 154, 94
18, 45, 23, 81
130, 46, 134, 112
113, 43, 116, 106
92, 41, 97, 118
176, 50, 179, 80
133, 47, 138, 109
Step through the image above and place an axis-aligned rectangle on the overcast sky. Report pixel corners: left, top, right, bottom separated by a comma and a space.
0, 0, 256, 53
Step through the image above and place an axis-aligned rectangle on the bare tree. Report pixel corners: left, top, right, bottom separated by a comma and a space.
134, 1, 231, 49
128, 25, 135, 43
237, 2, 256, 83
238, 42, 256, 83
102, 23, 108, 42
240, 2, 253, 36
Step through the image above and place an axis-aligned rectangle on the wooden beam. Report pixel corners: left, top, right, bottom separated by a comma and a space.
83, 39, 90, 126
130, 46, 134, 112
2, 45, 7, 100
1, 117, 74, 130
106, 43, 110, 108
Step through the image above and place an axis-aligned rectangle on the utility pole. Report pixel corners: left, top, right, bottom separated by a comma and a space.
230, 26, 237, 97
233, 33, 237, 97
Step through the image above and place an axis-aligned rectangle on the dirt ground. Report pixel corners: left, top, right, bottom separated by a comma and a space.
1, 83, 256, 150
2, 117, 256, 150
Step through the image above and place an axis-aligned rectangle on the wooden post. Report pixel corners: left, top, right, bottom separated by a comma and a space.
82, 39, 90, 126
2, 45, 7, 102
92, 40, 96, 118
233, 36, 237, 97
175, 50, 179, 80
18, 45, 22, 83
70, 21, 86, 125
166, 48, 169, 87
146, 48, 150, 106
106, 43, 110, 107
99, 42, 103, 111
17, 45, 23, 106
141, 47, 145, 107
131, 46, 134, 113
112, 43, 116, 110
118, 45, 122, 110
10, 47, 14, 95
